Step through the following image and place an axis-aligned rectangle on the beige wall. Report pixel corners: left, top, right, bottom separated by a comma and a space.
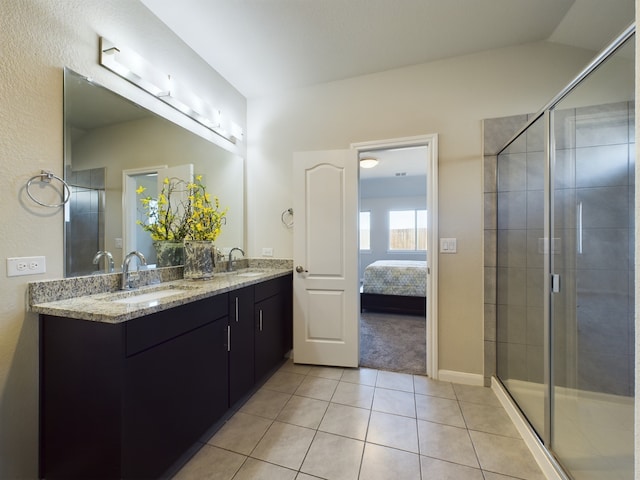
247, 42, 597, 377
0, 1, 245, 477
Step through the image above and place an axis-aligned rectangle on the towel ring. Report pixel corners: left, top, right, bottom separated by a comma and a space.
281, 207, 294, 228
26, 170, 71, 208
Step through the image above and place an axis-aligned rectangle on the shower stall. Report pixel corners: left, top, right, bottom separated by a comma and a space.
493, 26, 635, 479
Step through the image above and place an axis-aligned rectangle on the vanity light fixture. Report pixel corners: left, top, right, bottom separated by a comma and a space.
99, 37, 240, 144
230, 122, 244, 143
99, 38, 170, 97
359, 157, 379, 169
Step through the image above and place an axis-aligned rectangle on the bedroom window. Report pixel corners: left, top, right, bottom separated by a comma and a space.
359, 211, 371, 250
388, 209, 427, 251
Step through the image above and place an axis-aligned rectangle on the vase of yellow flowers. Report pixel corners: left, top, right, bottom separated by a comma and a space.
137, 177, 189, 267
182, 175, 227, 280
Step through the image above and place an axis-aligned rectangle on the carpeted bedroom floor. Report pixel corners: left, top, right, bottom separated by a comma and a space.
359, 311, 426, 374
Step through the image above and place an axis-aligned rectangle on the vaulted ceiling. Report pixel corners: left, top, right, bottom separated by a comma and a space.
141, 0, 634, 99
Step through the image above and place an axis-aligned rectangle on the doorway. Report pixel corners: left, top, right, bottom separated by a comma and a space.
352, 134, 439, 378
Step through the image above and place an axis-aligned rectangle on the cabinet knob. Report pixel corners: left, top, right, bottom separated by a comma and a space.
295, 265, 307, 273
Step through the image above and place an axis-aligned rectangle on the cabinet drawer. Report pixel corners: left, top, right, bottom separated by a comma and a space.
126, 294, 228, 356
254, 275, 290, 302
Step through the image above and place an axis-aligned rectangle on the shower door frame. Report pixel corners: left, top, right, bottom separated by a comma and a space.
494, 22, 635, 478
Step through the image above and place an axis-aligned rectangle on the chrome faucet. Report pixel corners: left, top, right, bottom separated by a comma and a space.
227, 247, 245, 272
92, 250, 115, 273
121, 251, 147, 290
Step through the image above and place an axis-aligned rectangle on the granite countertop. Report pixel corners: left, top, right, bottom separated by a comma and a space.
30, 263, 292, 324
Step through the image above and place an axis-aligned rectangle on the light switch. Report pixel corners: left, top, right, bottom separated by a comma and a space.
439, 238, 457, 253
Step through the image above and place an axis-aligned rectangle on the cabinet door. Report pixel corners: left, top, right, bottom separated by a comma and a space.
229, 285, 255, 405
254, 292, 285, 381
123, 316, 228, 479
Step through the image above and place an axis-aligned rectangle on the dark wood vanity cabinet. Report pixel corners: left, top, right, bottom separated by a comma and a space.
254, 276, 290, 381
40, 295, 229, 479
229, 276, 293, 403
228, 285, 255, 405
39, 274, 292, 479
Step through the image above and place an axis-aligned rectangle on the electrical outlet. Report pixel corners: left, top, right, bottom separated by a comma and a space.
7, 256, 46, 277
262, 247, 273, 257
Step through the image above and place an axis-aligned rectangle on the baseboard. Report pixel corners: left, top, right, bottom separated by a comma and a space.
437, 369, 484, 386
491, 377, 568, 480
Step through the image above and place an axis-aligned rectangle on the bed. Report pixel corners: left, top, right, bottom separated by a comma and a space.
360, 260, 427, 316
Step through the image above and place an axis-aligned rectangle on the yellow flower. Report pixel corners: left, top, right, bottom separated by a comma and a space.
136, 174, 227, 243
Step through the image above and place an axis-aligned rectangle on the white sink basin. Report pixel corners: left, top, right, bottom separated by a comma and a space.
111, 288, 187, 305
236, 271, 264, 277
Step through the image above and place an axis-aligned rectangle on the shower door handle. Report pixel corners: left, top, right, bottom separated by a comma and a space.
551, 274, 561, 293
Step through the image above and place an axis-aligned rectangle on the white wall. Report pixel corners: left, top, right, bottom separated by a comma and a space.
247, 41, 598, 378
0, 1, 245, 477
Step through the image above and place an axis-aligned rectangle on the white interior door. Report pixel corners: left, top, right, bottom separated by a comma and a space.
293, 149, 359, 367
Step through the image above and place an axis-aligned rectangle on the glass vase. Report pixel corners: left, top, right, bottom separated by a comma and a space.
183, 240, 215, 279
153, 241, 185, 267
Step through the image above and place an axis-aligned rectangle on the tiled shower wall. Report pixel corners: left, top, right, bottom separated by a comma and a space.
65, 167, 105, 277
483, 102, 635, 396
483, 114, 528, 387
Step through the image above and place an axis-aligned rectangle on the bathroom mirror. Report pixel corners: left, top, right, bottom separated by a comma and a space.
63, 68, 244, 277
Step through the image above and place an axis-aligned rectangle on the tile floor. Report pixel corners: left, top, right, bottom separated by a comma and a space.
173, 360, 545, 480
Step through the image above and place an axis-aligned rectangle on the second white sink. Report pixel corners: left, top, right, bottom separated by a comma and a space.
112, 289, 187, 305
236, 271, 264, 277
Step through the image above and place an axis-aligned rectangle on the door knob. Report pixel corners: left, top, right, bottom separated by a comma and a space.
295, 265, 308, 273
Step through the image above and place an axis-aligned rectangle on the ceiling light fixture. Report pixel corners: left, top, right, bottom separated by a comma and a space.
99, 37, 240, 144
360, 157, 379, 169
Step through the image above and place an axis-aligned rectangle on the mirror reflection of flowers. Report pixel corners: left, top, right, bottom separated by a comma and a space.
184, 175, 227, 241
136, 177, 189, 241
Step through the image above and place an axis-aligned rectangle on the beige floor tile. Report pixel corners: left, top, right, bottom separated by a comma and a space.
173, 444, 245, 480
341, 367, 378, 386
308, 365, 345, 380
251, 421, 316, 470
453, 383, 501, 407
375, 370, 415, 392
459, 401, 520, 437
367, 411, 419, 453
318, 403, 370, 440
420, 456, 484, 480
279, 358, 313, 375
359, 443, 421, 480
417, 419, 479, 468
296, 473, 323, 480
300, 431, 364, 480
483, 472, 528, 480
295, 376, 339, 401
469, 430, 545, 479
415, 393, 465, 427
277, 395, 329, 429
238, 388, 291, 419
262, 370, 307, 394
206, 412, 272, 455
232, 457, 297, 480
413, 375, 456, 399
331, 381, 375, 409
372, 387, 416, 418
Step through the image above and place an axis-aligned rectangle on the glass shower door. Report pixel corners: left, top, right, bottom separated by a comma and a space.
550, 36, 635, 480
496, 113, 547, 438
